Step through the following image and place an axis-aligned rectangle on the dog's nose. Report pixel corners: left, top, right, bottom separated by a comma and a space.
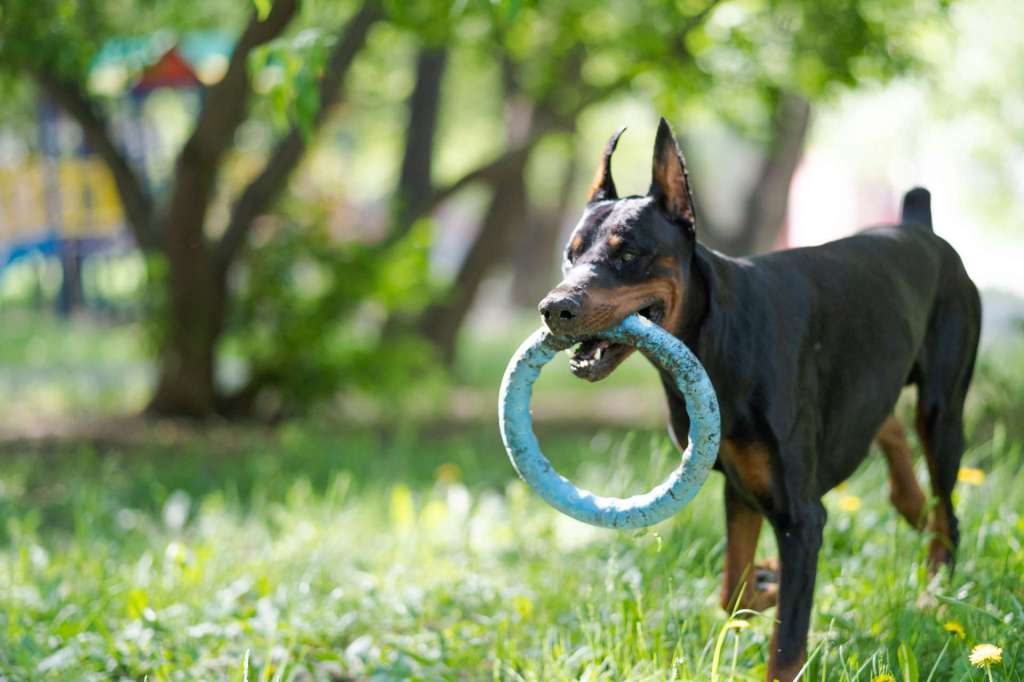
538, 294, 581, 333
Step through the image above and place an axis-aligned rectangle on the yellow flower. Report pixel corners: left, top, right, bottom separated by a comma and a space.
958, 467, 986, 485
838, 495, 862, 512
943, 620, 966, 639
725, 619, 750, 630
513, 595, 534, 619
434, 462, 462, 484
969, 643, 1003, 667
872, 674, 896, 682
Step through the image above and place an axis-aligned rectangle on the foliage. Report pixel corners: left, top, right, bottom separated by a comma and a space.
443, 0, 954, 138
226, 209, 440, 415
0, 0, 243, 82
0, 0, 964, 416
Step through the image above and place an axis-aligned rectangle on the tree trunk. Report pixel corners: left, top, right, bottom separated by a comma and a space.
392, 46, 447, 237
418, 153, 529, 364
414, 68, 537, 364
146, 222, 227, 417
145, 0, 378, 418
146, 283, 227, 417
699, 92, 811, 255
58, 239, 84, 315
509, 144, 577, 306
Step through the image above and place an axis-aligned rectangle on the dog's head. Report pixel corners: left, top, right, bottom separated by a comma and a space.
538, 117, 698, 381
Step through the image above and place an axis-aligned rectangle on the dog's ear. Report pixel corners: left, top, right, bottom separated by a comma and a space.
649, 117, 696, 234
586, 126, 626, 203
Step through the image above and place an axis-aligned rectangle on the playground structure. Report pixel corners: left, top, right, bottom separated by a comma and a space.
0, 33, 230, 313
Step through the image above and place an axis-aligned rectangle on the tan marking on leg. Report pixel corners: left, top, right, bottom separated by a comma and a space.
721, 499, 777, 614
720, 439, 774, 501
876, 416, 927, 529
916, 415, 955, 571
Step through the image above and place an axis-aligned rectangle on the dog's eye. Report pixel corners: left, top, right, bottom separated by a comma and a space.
620, 250, 637, 263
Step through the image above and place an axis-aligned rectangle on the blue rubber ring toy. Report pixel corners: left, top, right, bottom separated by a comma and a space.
498, 313, 721, 529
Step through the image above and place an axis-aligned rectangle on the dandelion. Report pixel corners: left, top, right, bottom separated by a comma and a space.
872, 674, 896, 682
970, 643, 1003, 682
958, 467, 985, 485
435, 462, 462, 484
838, 495, 861, 512
943, 620, 966, 639
512, 594, 534, 620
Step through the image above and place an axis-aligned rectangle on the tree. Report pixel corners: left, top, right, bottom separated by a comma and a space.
1, 0, 957, 412
2, 0, 381, 416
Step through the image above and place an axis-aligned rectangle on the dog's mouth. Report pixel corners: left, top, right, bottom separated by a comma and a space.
569, 302, 665, 382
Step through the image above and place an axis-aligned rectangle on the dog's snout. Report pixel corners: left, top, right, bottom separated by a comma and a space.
538, 294, 581, 333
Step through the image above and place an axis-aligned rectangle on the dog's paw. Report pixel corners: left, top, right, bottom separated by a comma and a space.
746, 582, 779, 612
755, 558, 780, 589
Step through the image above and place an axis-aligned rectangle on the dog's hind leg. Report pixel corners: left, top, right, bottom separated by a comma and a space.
916, 403, 967, 570
915, 290, 981, 572
876, 415, 927, 530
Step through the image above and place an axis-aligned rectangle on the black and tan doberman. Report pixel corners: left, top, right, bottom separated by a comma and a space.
538, 118, 982, 681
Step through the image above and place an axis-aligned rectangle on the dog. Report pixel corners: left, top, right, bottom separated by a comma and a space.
537, 118, 982, 681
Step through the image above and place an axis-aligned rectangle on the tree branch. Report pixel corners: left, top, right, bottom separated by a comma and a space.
214, 0, 381, 272
419, 144, 533, 215
390, 45, 448, 239
160, 0, 301, 257
737, 92, 811, 254
682, 0, 726, 37
702, 92, 811, 255
185, 0, 300, 167
415, 67, 631, 222
35, 72, 156, 250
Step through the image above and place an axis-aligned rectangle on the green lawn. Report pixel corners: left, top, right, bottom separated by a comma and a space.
0, 315, 1022, 680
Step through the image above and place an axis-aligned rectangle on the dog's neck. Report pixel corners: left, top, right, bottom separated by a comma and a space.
674, 242, 713, 349
660, 243, 750, 428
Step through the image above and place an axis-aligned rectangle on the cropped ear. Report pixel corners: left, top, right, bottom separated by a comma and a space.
649, 117, 696, 233
586, 126, 626, 203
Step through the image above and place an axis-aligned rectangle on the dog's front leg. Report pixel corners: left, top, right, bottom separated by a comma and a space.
765, 501, 826, 682
721, 480, 778, 613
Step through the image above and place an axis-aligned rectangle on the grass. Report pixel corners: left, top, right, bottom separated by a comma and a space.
0, 314, 1022, 680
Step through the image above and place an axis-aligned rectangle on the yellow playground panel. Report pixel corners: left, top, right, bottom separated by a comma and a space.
0, 157, 124, 241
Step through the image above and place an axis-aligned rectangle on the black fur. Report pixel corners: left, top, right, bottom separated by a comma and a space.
539, 118, 982, 681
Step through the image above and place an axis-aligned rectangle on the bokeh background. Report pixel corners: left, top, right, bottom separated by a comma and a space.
0, 0, 1022, 679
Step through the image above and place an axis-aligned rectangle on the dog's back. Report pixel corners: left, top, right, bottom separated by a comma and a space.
722, 188, 981, 491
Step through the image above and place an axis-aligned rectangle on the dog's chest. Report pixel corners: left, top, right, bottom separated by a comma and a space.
719, 439, 775, 508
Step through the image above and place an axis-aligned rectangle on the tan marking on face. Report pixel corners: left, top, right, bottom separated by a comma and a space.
574, 272, 684, 335
607, 234, 623, 249
876, 416, 927, 529
569, 234, 584, 255
719, 439, 773, 501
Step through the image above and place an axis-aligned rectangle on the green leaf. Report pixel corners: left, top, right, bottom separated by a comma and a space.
898, 642, 920, 682
253, 0, 271, 20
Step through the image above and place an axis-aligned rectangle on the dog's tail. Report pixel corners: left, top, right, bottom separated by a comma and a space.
900, 187, 933, 230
